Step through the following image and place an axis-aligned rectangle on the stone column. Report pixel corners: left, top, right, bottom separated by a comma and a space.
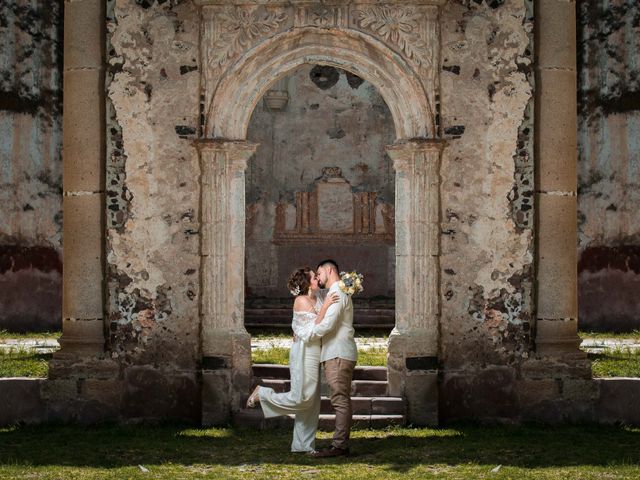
197, 139, 258, 425
534, 0, 584, 358
385, 139, 445, 426
55, 0, 106, 359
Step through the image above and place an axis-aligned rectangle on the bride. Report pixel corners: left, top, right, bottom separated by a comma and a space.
246, 267, 339, 453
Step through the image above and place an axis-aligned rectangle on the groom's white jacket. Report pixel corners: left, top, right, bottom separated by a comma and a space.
311, 283, 358, 363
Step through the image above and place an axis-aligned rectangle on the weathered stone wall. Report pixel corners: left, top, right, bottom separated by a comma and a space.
102, 0, 203, 421
245, 65, 395, 301
438, 0, 540, 422
577, 0, 640, 332
0, 0, 63, 332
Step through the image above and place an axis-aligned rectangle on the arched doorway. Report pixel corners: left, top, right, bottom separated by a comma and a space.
196, 15, 445, 426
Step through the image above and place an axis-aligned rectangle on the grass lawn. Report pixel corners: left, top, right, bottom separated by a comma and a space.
0, 349, 51, 378
0, 330, 61, 340
579, 330, 640, 340
590, 348, 640, 377
0, 424, 639, 479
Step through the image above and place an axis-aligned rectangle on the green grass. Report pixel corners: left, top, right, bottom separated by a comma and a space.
0, 424, 639, 479
579, 330, 640, 340
252, 346, 387, 366
590, 348, 640, 378
0, 329, 61, 340
0, 348, 51, 377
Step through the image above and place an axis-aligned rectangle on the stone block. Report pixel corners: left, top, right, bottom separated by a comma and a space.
202, 370, 232, 426
372, 397, 405, 415
536, 0, 576, 70
440, 368, 517, 423
515, 378, 559, 407
64, 0, 104, 70
597, 378, 640, 426
405, 371, 438, 426
536, 194, 578, 319
62, 193, 104, 320
81, 378, 123, 406
123, 367, 200, 423
536, 69, 577, 193
0, 378, 45, 425
63, 68, 105, 193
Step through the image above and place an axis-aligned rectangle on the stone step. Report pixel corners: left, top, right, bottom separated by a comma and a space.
233, 408, 405, 431
321, 396, 405, 415
259, 378, 389, 397
252, 364, 387, 381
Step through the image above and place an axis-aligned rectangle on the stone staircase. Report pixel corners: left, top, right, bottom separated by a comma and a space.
234, 364, 406, 430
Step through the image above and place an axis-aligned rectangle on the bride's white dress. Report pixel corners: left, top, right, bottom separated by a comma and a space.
258, 307, 322, 452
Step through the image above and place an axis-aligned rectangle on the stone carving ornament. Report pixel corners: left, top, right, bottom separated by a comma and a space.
208, 7, 288, 68
354, 5, 434, 67
199, 1, 442, 136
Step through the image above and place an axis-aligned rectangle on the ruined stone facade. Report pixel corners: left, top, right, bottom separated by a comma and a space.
577, 0, 640, 332
2, 0, 621, 426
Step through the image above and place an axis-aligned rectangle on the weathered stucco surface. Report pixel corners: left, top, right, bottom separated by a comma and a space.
0, 0, 63, 331
577, 0, 640, 332
437, 0, 539, 421
104, 0, 203, 419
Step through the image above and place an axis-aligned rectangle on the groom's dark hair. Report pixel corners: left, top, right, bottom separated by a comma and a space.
317, 259, 339, 273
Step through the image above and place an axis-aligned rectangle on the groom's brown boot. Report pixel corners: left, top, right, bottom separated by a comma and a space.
309, 446, 350, 458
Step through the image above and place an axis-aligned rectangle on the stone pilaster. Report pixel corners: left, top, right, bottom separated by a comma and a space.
385, 139, 445, 426
55, 0, 106, 358
534, 0, 584, 359
197, 140, 258, 425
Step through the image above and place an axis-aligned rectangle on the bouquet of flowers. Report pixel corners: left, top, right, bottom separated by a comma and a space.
338, 271, 364, 296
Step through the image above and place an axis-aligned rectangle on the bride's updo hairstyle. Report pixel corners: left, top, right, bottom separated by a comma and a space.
287, 267, 312, 297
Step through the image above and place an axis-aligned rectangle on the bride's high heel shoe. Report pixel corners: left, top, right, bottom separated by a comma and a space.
246, 385, 261, 408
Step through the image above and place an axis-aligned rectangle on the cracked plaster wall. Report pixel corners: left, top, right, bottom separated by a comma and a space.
0, 0, 63, 332
577, 0, 640, 332
106, 0, 201, 370
438, 0, 536, 422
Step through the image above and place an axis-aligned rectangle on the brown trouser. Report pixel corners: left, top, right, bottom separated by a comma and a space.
323, 357, 356, 450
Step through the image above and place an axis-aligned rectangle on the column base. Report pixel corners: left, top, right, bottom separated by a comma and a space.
535, 318, 586, 359
201, 329, 252, 426
54, 318, 105, 359
387, 328, 439, 426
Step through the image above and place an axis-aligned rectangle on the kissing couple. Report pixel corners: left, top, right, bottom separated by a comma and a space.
246, 259, 358, 458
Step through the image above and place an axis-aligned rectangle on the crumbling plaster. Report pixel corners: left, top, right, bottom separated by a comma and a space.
106, 0, 202, 365
438, 0, 534, 370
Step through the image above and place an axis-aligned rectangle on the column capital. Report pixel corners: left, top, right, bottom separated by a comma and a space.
196, 139, 259, 171
386, 139, 446, 172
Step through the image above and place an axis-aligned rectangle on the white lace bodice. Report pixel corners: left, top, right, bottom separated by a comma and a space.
292, 310, 318, 344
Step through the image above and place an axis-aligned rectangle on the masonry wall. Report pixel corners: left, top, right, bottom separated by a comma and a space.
0, 0, 64, 332
577, 0, 640, 332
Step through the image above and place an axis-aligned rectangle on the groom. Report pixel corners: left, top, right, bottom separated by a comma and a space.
310, 259, 357, 458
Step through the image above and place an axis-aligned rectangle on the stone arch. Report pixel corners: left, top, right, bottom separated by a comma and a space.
198, 22, 444, 427
205, 27, 435, 140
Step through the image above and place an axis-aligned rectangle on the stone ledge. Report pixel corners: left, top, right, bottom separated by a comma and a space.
596, 378, 640, 426
0, 378, 45, 426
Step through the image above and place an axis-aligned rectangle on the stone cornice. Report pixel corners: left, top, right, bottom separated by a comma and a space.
193, 0, 448, 6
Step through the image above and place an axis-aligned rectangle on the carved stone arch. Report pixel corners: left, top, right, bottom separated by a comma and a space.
196, 3, 446, 427
205, 27, 436, 140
